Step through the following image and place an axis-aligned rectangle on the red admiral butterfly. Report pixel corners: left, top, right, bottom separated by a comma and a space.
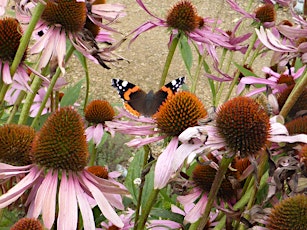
111, 77, 185, 117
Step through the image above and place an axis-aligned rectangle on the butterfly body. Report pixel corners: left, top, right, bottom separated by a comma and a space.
111, 77, 185, 117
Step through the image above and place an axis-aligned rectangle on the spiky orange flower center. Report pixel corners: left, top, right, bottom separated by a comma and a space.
85, 100, 115, 124
0, 124, 35, 166
41, 0, 87, 32
166, 0, 204, 32
0, 17, 26, 63
278, 85, 307, 118
298, 144, 307, 168
87, 165, 109, 179
285, 116, 307, 135
154, 91, 207, 136
192, 154, 236, 200
277, 74, 295, 86
255, 4, 276, 23
32, 107, 89, 171
267, 194, 307, 230
11, 218, 43, 230
216, 96, 270, 157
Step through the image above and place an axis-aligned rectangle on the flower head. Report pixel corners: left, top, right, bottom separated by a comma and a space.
192, 154, 237, 201
267, 194, 307, 230
0, 17, 32, 94
0, 124, 35, 166
32, 107, 89, 171
216, 96, 270, 157
85, 99, 118, 145
130, 0, 232, 64
11, 218, 44, 230
17, 0, 125, 72
0, 107, 127, 229
155, 91, 207, 136
166, 0, 203, 32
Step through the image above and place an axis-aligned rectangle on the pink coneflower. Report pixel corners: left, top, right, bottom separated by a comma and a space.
237, 65, 306, 96
16, 0, 125, 72
99, 208, 182, 229
130, 0, 232, 64
84, 99, 116, 145
0, 107, 127, 229
153, 91, 207, 189
0, 17, 32, 97
177, 97, 307, 166
227, 0, 276, 28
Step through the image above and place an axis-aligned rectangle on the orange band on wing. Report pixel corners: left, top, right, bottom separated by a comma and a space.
160, 86, 174, 99
124, 103, 141, 117
123, 86, 141, 100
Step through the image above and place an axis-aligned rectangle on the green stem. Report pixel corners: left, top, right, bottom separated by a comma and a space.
29, 45, 75, 127
191, 54, 204, 93
224, 31, 258, 102
279, 70, 307, 118
159, 35, 180, 88
136, 188, 159, 230
134, 145, 150, 230
190, 154, 235, 230
89, 146, 97, 166
83, 59, 89, 111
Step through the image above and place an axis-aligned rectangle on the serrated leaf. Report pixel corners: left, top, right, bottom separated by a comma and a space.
179, 36, 193, 74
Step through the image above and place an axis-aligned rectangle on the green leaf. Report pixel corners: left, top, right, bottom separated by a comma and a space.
124, 149, 145, 205
233, 62, 259, 78
73, 50, 88, 72
150, 208, 184, 223
179, 36, 193, 74
141, 165, 154, 207
60, 79, 84, 107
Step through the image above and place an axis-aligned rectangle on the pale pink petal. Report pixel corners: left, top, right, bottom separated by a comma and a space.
0, 167, 42, 208
81, 173, 124, 228
184, 195, 207, 223
126, 135, 165, 148
148, 219, 182, 229
57, 171, 78, 230
73, 174, 95, 230
154, 137, 179, 189
270, 134, 307, 144
3, 62, 12, 84
172, 142, 203, 173
171, 204, 185, 216
55, 29, 66, 74
85, 126, 95, 142
93, 124, 104, 145
42, 170, 58, 228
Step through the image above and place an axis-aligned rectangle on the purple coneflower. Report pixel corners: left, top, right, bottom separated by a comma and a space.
0, 107, 127, 229
84, 99, 116, 145
0, 17, 32, 97
177, 96, 307, 168
16, 0, 125, 72
130, 0, 232, 64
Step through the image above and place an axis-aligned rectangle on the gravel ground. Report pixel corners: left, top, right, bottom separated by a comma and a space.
66, 0, 290, 108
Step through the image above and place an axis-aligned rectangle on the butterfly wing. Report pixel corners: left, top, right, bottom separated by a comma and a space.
111, 79, 147, 117
152, 77, 186, 112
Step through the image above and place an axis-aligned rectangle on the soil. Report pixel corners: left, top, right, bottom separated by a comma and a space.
66, 0, 291, 108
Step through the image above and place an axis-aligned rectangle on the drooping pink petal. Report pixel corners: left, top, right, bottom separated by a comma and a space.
73, 174, 95, 230
57, 171, 78, 230
81, 173, 124, 228
42, 170, 58, 228
154, 137, 179, 189
3, 62, 12, 84
184, 194, 207, 223
93, 124, 104, 145
0, 167, 42, 208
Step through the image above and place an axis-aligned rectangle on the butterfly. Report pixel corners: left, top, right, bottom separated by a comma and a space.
111, 77, 185, 117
